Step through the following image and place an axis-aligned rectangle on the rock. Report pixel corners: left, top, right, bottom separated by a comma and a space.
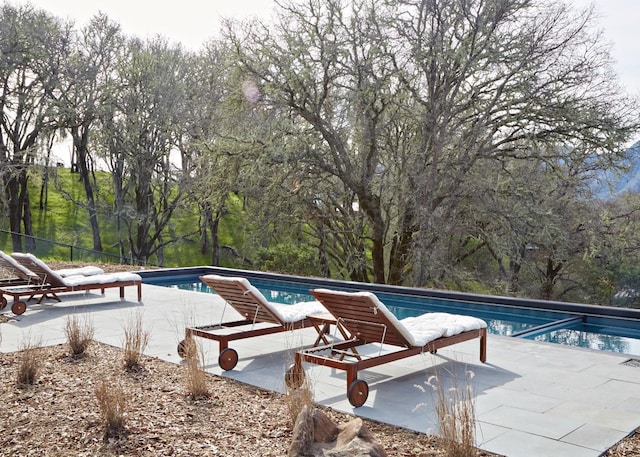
289, 406, 388, 457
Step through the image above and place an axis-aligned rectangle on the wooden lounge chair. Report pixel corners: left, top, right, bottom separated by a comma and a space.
0, 251, 112, 312
178, 274, 327, 370
0, 253, 142, 315
0, 250, 41, 285
285, 288, 487, 407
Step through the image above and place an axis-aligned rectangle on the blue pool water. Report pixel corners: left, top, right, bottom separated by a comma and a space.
144, 274, 640, 357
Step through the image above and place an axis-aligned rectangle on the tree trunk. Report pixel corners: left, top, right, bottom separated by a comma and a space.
73, 126, 103, 252
540, 257, 563, 301
6, 173, 23, 252
209, 211, 220, 267
358, 194, 386, 284
388, 228, 415, 286
200, 206, 211, 255
20, 171, 35, 252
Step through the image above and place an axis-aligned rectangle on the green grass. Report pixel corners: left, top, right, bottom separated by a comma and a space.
1, 167, 247, 267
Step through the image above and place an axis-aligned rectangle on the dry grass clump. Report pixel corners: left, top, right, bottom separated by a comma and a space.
16, 334, 43, 386
64, 313, 95, 357
284, 377, 315, 427
122, 310, 150, 370
417, 368, 478, 457
95, 379, 127, 439
183, 340, 210, 400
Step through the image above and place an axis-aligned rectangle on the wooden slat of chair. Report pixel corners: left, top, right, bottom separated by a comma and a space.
200, 276, 282, 325
311, 289, 411, 347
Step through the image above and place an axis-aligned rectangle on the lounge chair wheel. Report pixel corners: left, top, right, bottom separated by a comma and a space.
11, 301, 27, 315
218, 348, 239, 371
0, 296, 7, 310
177, 338, 196, 359
347, 379, 369, 407
285, 363, 305, 389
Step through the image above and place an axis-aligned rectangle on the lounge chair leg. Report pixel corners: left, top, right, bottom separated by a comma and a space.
345, 366, 357, 391
480, 328, 487, 363
285, 353, 305, 389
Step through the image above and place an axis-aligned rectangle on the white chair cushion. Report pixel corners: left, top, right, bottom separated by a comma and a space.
56, 266, 105, 277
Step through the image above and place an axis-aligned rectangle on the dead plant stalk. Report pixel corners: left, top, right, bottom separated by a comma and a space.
16, 334, 43, 386
123, 311, 150, 370
95, 380, 127, 438
284, 376, 314, 427
64, 314, 95, 357
184, 342, 210, 399
416, 368, 478, 457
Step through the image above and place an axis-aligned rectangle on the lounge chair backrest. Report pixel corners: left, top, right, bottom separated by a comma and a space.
0, 250, 40, 282
310, 289, 414, 348
200, 274, 283, 325
11, 253, 67, 287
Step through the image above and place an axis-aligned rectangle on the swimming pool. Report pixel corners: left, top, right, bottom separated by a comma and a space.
141, 267, 640, 358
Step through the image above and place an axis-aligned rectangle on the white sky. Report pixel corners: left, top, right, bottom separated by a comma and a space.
9, 0, 279, 47
571, 0, 640, 97
9, 0, 638, 98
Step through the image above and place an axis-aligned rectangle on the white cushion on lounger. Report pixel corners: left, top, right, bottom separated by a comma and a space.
63, 272, 141, 287
400, 313, 487, 346
267, 300, 327, 323
111, 272, 142, 282
243, 281, 326, 323
56, 266, 105, 277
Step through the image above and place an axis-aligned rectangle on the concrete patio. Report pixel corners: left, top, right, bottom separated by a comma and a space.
1, 283, 639, 457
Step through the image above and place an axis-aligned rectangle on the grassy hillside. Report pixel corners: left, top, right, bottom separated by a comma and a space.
0, 166, 245, 268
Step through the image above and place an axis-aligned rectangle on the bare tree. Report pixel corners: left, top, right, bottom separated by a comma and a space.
57, 13, 126, 252
0, 4, 71, 251
392, 0, 638, 286
179, 41, 238, 266
99, 37, 192, 264
227, 0, 408, 282
227, 0, 637, 286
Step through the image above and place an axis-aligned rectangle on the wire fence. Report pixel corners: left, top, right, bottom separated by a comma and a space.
0, 229, 142, 265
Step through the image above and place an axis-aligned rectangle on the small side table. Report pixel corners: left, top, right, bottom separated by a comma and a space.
307, 312, 349, 346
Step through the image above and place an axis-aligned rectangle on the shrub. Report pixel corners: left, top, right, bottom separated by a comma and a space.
183, 341, 210, 400
95, 380, 127, 439
284, 376, 314, 428
122, 311, 150, 371
64, 314, 95, 357
16, 334, 43, 386
416, 368, 478, 457
255, 244, 321, 276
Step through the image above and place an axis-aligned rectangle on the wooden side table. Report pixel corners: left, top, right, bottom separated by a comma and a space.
309, 312, 355, 345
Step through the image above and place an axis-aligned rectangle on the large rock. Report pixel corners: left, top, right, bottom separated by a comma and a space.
288, 406, 388, 457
